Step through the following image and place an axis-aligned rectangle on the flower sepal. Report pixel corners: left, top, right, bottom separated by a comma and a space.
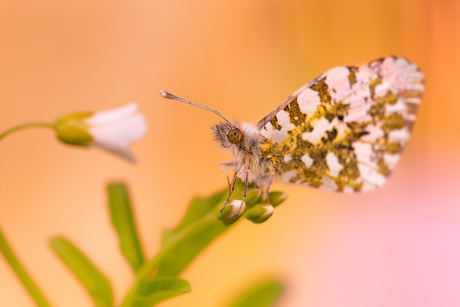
54, 113, 94, 146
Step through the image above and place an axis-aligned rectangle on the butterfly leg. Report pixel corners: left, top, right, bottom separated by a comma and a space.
264, 172, 276, 203
219, 161, 236, 197
220, 165, 244, 213
236, 169, 251, 216
220, 174, 238, 213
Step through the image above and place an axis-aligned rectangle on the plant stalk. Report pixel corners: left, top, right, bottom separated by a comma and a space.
0, 123, 55, 141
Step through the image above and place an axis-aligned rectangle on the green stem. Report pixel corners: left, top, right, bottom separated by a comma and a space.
0, 123, 55, 141
0, 226, 52, 307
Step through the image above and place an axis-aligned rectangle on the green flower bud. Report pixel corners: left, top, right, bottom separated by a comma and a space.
245, 203, 274, 224
243, 190, 261, 207
269, 192, 288, 207
216, 200, 246, 225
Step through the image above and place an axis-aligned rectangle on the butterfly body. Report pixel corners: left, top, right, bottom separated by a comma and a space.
160, 56, 424, 212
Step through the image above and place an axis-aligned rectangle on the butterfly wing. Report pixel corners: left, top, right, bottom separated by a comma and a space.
257, 56, 424, 192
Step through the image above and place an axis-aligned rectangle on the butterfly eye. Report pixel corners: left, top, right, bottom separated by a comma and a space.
227, 128, 243, 144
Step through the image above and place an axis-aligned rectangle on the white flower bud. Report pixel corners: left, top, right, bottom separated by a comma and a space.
227, 200, 246, 218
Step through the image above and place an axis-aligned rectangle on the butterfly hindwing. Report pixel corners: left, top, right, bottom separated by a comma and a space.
258, 56, 424, 193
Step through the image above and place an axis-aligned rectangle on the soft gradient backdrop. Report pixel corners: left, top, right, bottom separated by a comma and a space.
1, 1, 459, 306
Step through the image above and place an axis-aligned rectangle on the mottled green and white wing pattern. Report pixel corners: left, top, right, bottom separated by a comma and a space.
258, 56, 424, 193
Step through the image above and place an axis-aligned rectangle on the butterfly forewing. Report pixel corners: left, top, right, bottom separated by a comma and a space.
258, 56, 424, 193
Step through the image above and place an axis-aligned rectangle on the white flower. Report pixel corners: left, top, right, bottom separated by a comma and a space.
55, 102, 148, 162
84, 102, 147, 162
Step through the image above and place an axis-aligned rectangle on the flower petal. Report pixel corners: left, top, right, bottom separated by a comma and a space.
91, 141, 138, 162
85, 102, 139, 126
89, 114, 148, 145
89, 113, 148, 162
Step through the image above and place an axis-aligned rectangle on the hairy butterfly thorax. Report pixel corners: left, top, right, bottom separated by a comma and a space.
160, 56, 425, 217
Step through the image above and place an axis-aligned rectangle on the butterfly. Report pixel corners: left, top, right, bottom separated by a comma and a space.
160, 56, 424, 214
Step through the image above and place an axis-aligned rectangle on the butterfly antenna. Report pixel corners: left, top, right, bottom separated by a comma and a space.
159, 90, 232, 125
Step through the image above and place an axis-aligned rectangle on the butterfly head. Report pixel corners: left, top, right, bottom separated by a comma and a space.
212, 121, 244, 149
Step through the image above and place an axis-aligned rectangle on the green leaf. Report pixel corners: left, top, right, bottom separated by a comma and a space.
155, 214, 229, 277
162, 188, 227, 247
129, 276, 190, 307
108, 184, 145, 272
228, 280, 284, 307
122, 184, 288, 306
146, 183, 278, 277
123, 214, 229, 306
50, 237, 112, 307
0, 226, 52, 307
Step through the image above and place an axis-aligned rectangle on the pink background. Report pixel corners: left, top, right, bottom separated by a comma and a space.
1, 1, 459, 306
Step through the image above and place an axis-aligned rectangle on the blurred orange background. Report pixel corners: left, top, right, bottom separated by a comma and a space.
1, 0, 460, 306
